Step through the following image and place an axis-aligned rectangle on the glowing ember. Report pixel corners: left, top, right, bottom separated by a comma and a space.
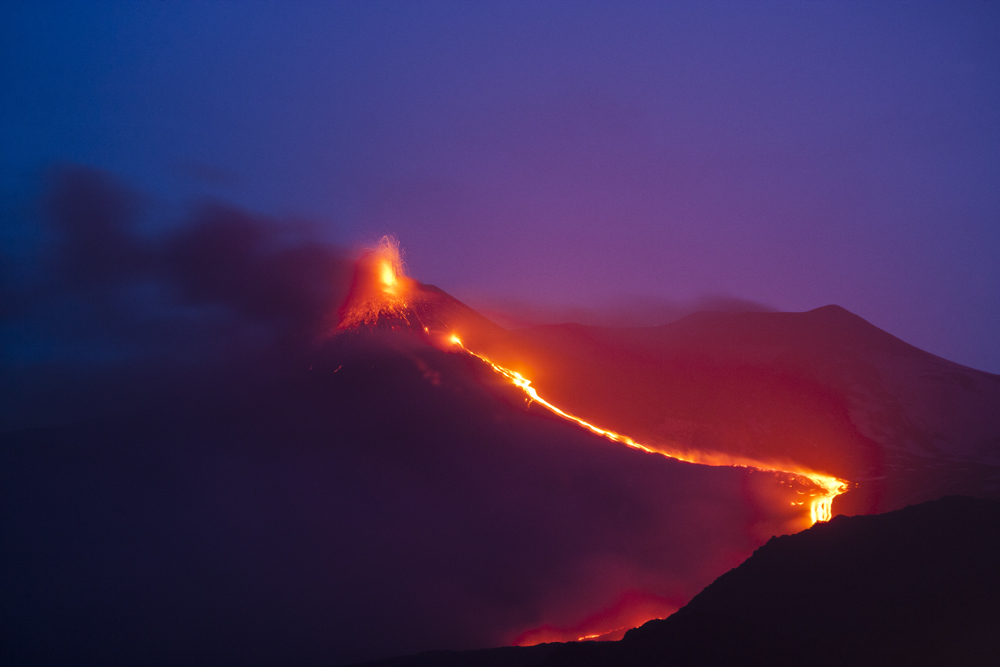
448, 335, 849, 526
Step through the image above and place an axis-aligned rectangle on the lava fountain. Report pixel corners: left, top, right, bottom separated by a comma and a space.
337, 235, 420, 331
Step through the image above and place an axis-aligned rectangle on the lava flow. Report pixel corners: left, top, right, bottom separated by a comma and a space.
448, 334, 849, 525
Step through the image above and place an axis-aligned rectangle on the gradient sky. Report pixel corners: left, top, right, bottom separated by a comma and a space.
3, 1, 999, 372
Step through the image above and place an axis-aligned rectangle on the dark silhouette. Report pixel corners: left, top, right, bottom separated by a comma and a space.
353, 496, 1000, 667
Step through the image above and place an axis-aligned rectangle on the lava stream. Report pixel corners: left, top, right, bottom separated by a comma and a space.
448, 334, 848, 525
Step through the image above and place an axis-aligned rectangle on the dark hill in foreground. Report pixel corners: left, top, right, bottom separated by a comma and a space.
351, 496, 1000, 667
562, 495, 1000, 666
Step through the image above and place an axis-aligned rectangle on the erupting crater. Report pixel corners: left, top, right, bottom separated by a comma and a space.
337, 235, 422, 332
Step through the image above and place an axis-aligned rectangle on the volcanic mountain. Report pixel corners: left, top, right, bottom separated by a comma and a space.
334, 236, 509, 343
4, 233, 998, 666
340, 238, 1000, 519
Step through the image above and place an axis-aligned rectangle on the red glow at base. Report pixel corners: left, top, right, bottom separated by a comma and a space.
511, 591, 680, 646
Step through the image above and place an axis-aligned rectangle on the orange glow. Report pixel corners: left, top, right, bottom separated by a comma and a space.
511, 590, 679, 646
449, 335, 849, 526
515, 624, 632, 645
378, 256, 400, 295
338, 235, 418, 330
577, 628, 626, 641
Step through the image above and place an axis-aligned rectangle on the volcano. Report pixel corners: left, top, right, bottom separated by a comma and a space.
3, 239, 999, 666
335, 236, 512, 347
337, 241, 999, 522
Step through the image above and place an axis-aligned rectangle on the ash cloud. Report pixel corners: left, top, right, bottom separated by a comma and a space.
1, 166, 352, 429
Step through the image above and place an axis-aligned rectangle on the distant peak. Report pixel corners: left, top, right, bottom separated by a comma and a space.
801, 304, 882, 331
808, 304, 851, 315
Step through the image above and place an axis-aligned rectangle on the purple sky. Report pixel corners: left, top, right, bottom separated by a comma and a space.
3, 1, 999, 372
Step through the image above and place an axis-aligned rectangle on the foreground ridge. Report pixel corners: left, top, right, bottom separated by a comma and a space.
347, 496, 1000, 667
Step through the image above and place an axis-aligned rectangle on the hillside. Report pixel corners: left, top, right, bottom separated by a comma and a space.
491, 306, 1000, 515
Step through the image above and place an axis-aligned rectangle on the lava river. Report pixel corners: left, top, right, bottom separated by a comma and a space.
447, 334, 848, 527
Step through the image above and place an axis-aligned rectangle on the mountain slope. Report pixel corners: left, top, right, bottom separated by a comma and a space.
482, 306, 1000, 515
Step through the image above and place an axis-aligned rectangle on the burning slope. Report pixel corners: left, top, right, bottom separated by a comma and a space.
497, 310, 1000, 516
447, 334, 848, 526
547, 496, 1000, 667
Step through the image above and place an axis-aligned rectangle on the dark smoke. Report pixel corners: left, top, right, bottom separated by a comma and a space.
0, 166, 352, 430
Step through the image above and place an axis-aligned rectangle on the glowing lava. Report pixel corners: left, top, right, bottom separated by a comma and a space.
511, 590, 681, 646
448, 334, 848, 526
338, 236, 420, 331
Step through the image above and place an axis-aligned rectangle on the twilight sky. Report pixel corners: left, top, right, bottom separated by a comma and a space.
2, 1, 999, 372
